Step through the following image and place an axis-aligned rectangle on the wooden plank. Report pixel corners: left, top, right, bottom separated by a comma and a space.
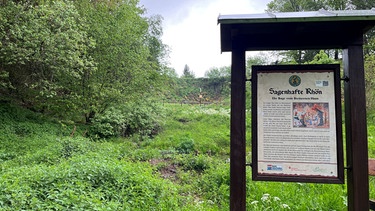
230, 41, 246, 211
343, 44, 369, 211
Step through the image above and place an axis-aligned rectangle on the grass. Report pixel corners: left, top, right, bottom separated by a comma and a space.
368, 115, 375, 202
1, 102, 374, 210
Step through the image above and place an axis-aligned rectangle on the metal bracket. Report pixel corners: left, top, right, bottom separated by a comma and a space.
341, 76, 349, 82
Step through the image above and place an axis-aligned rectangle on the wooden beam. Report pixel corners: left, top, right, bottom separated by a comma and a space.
343, 44, 369, 211
230, 41, 246, 211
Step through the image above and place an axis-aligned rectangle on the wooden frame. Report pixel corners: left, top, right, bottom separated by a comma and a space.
219, 10, 375, 210
251, 64, 344, 183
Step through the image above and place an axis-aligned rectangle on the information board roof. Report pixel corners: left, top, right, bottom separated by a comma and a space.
218, 9, 375, 51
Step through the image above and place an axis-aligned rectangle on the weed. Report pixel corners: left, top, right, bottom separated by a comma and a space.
0, 102, 365, 210
249, 193, 291, 210
176, 136, 195, 154
177, 154, 212, 172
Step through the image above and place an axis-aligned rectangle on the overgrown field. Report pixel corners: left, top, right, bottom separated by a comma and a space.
1, 102, 374, 210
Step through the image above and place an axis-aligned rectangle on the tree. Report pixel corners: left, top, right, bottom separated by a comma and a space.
307, 50, 338, 64
204, 66, 230, 78
365, 55, 375, 110
246, 53, 270, 77
181, 64, 195, 78
266, 0, 375, 110
350, 1, 375, 55
350, 0, 374, 9
267, 0, 355, 12
267, 0, 324, 12
73, 0, 168, 122
0, 1, 96, 116
146, 15, 169, 69
266, 0, 351, 64
0, 0, 170, 122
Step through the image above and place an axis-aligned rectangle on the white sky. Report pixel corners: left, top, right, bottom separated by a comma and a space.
139, 0, 273, 77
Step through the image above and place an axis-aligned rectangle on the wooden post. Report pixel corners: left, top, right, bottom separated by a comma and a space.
343, 44, 369, 211
230, 41, 246, 211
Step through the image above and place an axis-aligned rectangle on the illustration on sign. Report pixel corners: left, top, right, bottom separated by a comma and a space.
293, 102, 329, 128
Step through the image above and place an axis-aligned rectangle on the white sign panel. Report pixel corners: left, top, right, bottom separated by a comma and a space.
252, 65, 343, 183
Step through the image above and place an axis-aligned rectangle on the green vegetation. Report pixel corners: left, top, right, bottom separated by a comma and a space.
0, 0, 168, 123
3, 102, 374, 210
2, 0, 375, 210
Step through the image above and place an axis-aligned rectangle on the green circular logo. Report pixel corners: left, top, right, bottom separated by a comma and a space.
289, 75, 301, 87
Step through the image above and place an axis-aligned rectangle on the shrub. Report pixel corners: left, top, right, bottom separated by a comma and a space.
198, 161, 229, 204
176, 136, 195, 154
0, 157, 181, 210
88, 101, 165, 139
177, 154, 212, 173
58, 137, 92, 159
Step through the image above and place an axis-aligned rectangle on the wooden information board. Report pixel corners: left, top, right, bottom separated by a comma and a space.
251, 64, 344, 183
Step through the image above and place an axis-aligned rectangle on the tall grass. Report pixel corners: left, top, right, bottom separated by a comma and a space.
367, 113, 375, 201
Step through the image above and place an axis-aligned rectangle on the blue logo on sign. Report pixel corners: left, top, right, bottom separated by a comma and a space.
267, 164, 283, 171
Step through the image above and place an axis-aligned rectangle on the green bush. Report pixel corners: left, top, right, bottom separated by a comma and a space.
58, 137, 92, 159
198, 161, 230, 205
0, 157, 181, 210
176, 136, 195, 154
177, 154, 212, 173
89, 101, 165, 139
